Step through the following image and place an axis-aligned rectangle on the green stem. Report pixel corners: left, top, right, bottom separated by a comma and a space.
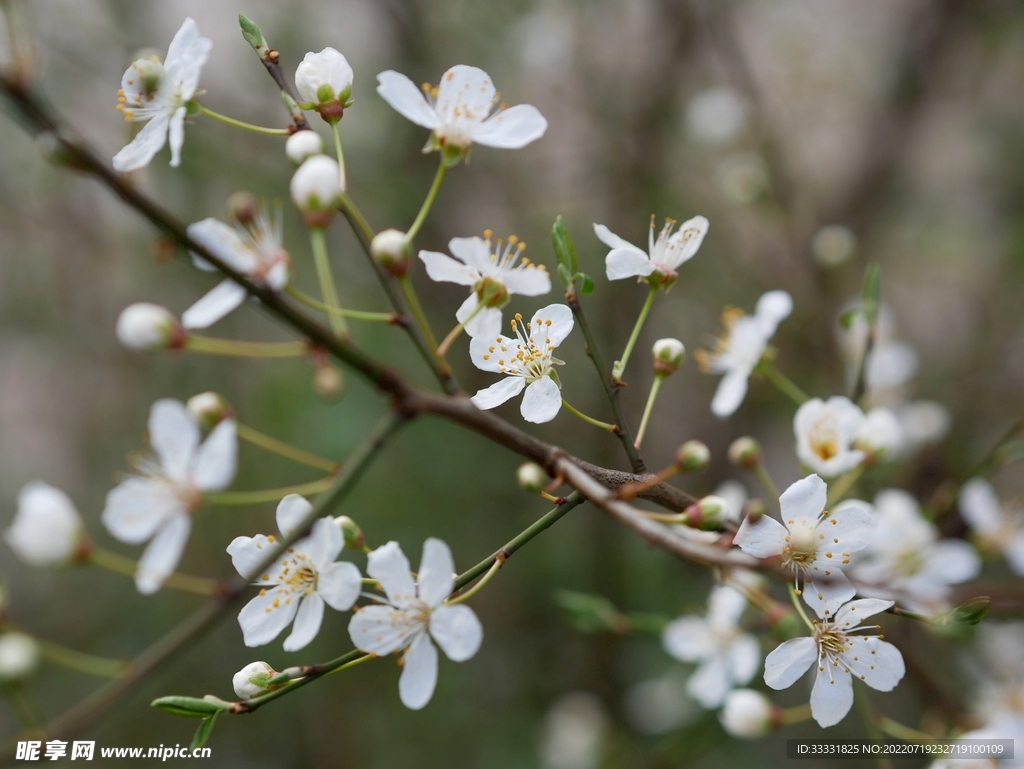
185, 336, 307, 358
237, 423, 339, 473
561, 399, 617, 432
789, 584, 814, 631
88, 548, 220, 596
195, 104, 289, 136
330, 121, 347, 192
309, 227, 350, 340
203, 477, 335, 506
613, 284, 658, 381
398, 275, 441, 353
826, 464, 865, 508
436, 302, 484, 357
760, 361, 810, 405
285, 285, 396, 322
404, 158, 447, 245
337, 193, 375, 246
634, 376, 663, 449
753, 464, 781, 512
35, 638, 126, 679
1, 683, 45, 736
446, 558, 502, 606
780, 703, 812, 725
875, 716, 938, 743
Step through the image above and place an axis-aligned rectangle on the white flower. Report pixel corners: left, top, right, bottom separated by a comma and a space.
376, 65, 547, 151
232, 661, 278, 700
116, 303, 182, 351
960, 478, 1024, 577
419, 232, 551, 338
696, 291, 793, 418
652, 338, 686, 375
290, 155, 343, 214
469, 304, 573, 424
295, 48, 354, 107
719, 689, 774, 738
348, 539, 483, 710
182, 210, 290, 329
593, 215, 708, 283
0, 633, 40, 681
897, 401, 951, 449
285, 130, 324, 165
764, 598, 905, 728
112, 18, 212, 172
661, 586, 761, 708
849, 490, 980, 613
853, 407, 905, 462
228, 495, 362, 651
5, 482, 84, 566
794, 396, 866, 477
733, 474, 872, 617
102, 399, 237, 594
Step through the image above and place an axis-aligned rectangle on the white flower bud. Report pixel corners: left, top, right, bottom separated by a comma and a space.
5, 482, 84, 566
683, 494, 728, 531
186, 392, 233, 431
232, 661, 278, 700
290, 155, 343, 224
854, 407, 905, 463
719, 689, 774, 738
674, 440, 710, 472
0, 633, 40, 681
516, 462, 548, 494
285, 130, 324, 166
652, 338, 685, 376
334, 516, 365, 550
295, 48, 354, 108
370, 229, 410, 277
116, 303, 183, 351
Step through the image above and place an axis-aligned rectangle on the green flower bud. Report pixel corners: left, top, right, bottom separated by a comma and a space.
674, 440, 710, 472
728, 437, 762, 470
226, 191, 259, 226
334, 516, 365, 551
516, 462, 548, 494
370, 229, 410, 277
683, 494, 728, 530
652, 338, 685, 377
186, 392, 233, 432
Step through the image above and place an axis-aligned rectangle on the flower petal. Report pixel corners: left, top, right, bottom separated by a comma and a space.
317, 561, 362, 611
135, 514, 191, 595
779, 475, 827, 523
810, 665, 853, 727
149, 399, 200, 484
464, 305, 502, 340
226, 534, 274, 581
503, 266, 551, 297
662, 617, 714, 662
959, 478, 1003, 535
376, 70, 441, 130
814, 504, 874, 565
167, 107, 187, 168
707, 586, 748, 631
181, 279, 248, 329
763, 637, 817, 689
520, 376, 562, 424
471, 376, 526, 410
732, 514, 788, 559
417, 537, 455, 608
164, 17, 212, 99
305, 517, 344, 569
802, 568, 856, 619
434, 65, 495, 127
605, 248, 654, 280
112, 111, 170, 172
687, 654, 731, 708
531, 303, 574, 348
847, 638, 904, 692
102, 477, 182, 545
429, 604, 483, 661
186, 218, 259, 274
190, 418, 237, 491
471, 104, 547, 149
663, 215, 708, 269
711, 366, 753, 418
367, 541, 417, 609
348, 604, 419, 655
727, 634, 761, 686
418, 250, 479, 286
238, 588, 301, 647
447, 237, 493, 274
831, 599, 894, 629
399, 632, 439, 710
276, 494, 313, 538
754, 290, 793, 334
283, 594, 325, 651
1003, 534, 1024, 577
592, 224, 636, 252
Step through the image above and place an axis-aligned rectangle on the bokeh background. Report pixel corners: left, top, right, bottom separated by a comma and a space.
2, 0, 1024, 766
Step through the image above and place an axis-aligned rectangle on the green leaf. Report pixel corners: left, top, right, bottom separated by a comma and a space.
151, 696, 227, 719
551, 216, 578, 277
553, 590, 628, 634
575, 272, 594, 295
238, 14, 265, 51
556, 262, 572, 292
860, 263, 881, 325
190, 714, 218, 750
949, 596, 990, 626
838, 307, 861, 330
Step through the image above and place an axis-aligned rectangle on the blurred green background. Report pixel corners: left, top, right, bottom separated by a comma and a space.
2, 0, 1024, 766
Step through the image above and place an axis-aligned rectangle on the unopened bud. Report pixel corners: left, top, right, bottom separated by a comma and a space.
285, 130, 324, 166
232, 661, 279, 700
674, 440, 710, 472
6, 482, 85, 567
314, 365, 345, 400
226, 191, 259, 226
683, 494, 727, 530
741, 498, 767, 524
290, 155, 343, 225
728, 437, 762, 470
719, 689, 776, 739
0, 633, 40, 681
334, 516, 365, 550
371, 229, 410, 277
186, 392, 234, 431
652, 338, 685, 377
948, 596, 991, 626
116, 303, 184, 351
517, 462, 548, 494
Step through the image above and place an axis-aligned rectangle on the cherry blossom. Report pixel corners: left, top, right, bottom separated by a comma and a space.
5, 482, 84, 566
960, 478, 1024, 577
593, 215, 708, 284
794, 396, 866, 477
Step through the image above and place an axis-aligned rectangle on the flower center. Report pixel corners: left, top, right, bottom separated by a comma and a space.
279, 553, 319, 596
815, 625, 850, 661
783, 526, 818, 569
490, 313, 558, 382
809, 418, 840, 460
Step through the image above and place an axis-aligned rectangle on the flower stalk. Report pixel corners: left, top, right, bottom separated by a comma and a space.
308, 227, 350, 340
612, 284, 657, 382
195, 104, 289, 135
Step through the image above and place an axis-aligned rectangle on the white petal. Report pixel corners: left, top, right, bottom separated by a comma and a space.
367, 541, 417, 608
531, 303, 574, 348
802, 569, 856, 619
283, 594, 325, 651
708, 586, 748, 631
102, 477, 182, 545
810, 665, 853, 727
686, 654, 731, 708
112, 111, 170, 172
763, 637, 817, 689
6, 482, 82, 566
464, 305, 502, 340
190, 418, 237, 491
181, 279, 248, 329
399, 632, 439, 710
348, 604, 419, 656
815, 503, 874, 562
238, 588, 301, 647
135, 514, 191, 595
305, 517, 344, 569
754, 290, 793, 334
727, 634, 761, 685
317, 561, 362, 611
164, 18, 201, 72
418, 250, 478, 286
831, 599, 894, 629
429, 604, 483, 661
471, 104, 547, 149
502, 267, 551, 297
149, 399, 199, 484
186, 219, 258, 274
592, 223, 637, 252
711, 367, 752, 418
471, 376, 526, 410
276, 494, 314, 538
918, 540, 980, 585
447, 237, 494, 274
732, 514, 788, 559
164, 18, 212, 98
847, 638, 904, 692
167, 107, 186, 168
418, 537, 455, 607
663, 215, 708, 269
605, 248, 655, 280
434, 65, 495, 127
521, 377, 562, 424
376, 70, 440, 130
226, 534, 273, 581
662, 617, 714, 662
1003, 534, 1024, 577
780, 475, 827, 522
959, 478, 1003, 535
469, 334, 513, 373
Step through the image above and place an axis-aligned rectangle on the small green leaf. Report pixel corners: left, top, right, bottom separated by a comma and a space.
838, 307, 860, 330
238, 14, 265, 52
556, 262, 572, 291
190, 714, 218, 750
551, 216, 578, 276
949, 596, 990, 626
553, 590, 628, 634
151, 696, 227, 719
575, 272, 594, 295
860, 263, 881, 325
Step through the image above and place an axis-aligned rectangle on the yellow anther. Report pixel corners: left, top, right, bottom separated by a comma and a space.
545, 319, 552, 326
421, 82, 431, 92
116, 104, 124, 111
507, 235, 519, 245
517, 242, 526, 251
117, 89, 125, 96
446, 71, 455, 81
483, 228, 493, 239
515, 313, 523, 320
